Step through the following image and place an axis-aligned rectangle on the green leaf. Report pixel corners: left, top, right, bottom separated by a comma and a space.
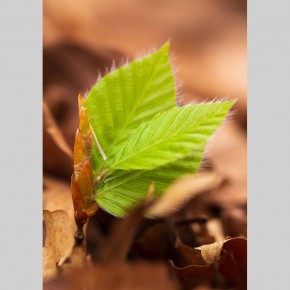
95, 100, 234, 217
84, 43, 176, 174
79, 43, 235, 217
106, 101, 234, 172
95, 150, 204, 216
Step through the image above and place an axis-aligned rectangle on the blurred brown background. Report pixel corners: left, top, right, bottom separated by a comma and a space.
43, 0, 247, 181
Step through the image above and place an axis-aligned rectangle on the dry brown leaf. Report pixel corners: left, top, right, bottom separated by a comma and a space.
43, 211, 60, 282
43, 247, 59, 282
43, 176, 91, 273
218, 237, 247, 290
169, 234, 217, 288
43, 101, 73, 159
195, 237, 247, 289
147, 172, 223, 218
43, 210, 75, 276
170, 237, 247, 289
43, 175, 76, 246
196, 241, 224, 264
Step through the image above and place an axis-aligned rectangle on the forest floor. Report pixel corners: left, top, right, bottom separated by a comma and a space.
43, 1, 247, 289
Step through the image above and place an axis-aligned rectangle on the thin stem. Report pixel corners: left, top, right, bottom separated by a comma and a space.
74, 223, 85, 246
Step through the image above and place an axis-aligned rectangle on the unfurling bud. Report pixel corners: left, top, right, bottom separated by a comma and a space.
71, 94, 99, 227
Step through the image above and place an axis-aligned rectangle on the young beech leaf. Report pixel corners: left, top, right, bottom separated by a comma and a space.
84, 43, 176, 175
94, 101, 234, 216
106, 101, 234, 171
95, 151, 204, 216
73, 43, 235, 218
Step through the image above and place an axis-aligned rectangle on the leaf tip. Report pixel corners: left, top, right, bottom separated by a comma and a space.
157, 41, 172, 59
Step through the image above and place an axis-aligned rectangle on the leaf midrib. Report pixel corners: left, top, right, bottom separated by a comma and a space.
107, 116, 214, 170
